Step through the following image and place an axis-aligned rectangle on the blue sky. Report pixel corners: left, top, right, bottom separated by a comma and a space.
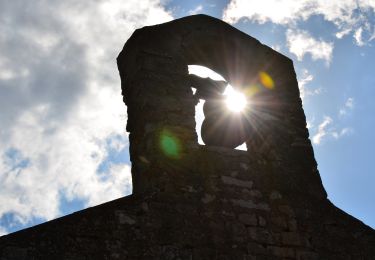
0, 0, 374, 236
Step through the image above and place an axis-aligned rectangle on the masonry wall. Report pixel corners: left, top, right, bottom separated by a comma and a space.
1, 145, 374, 259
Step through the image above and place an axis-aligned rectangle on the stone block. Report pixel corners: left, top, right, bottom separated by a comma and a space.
116, 211, 136, 225
296, 251, 319, 260
247, 227, 279, 245
231, 199, 270, 211
270, 216, 288, 230
221, 176, 253, 189
267, 246, 295, 258
238, 213, 258, 226
258, 216, 267, 227
278, 205, 295, 217
281, 232, 301, 246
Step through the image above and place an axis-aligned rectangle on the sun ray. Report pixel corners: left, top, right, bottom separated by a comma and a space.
223, 85, 247, 112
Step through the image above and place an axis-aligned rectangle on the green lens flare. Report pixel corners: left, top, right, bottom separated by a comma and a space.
160, 130, 180, 158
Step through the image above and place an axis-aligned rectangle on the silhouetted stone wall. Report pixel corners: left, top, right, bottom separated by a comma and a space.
117, 15, 326, 199
1, 15, 374, 260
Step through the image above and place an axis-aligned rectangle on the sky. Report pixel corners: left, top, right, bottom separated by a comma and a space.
0, 0, 374, 236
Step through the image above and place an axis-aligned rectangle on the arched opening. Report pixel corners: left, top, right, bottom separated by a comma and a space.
188, 65, 248, 151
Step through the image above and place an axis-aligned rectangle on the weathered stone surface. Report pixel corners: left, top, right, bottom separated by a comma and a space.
201, 193, 216, 203
268, 246, 295, 258
221, 176, 253, 188
231, 199, 270, 211
238, 213, 257, 226
281, 232, 301, 246
1, 14, 375, 260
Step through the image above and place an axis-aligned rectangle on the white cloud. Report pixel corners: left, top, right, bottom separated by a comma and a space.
299, 70, 314, 92
188, 4, 203, 15
0, 226, 8, 237
297, 69, 322, 101
339, 97, 354, 116
286, 29, 334, 64
306, 119, 314, 129
223, 0, 359, 25
0, 0, 172, 230
271, 45, 282, 52
354, 27, 365, 46
336, 28, 352, 39
339, 109, 346, 116
223, 0, 311, 25
82, 164, 132, 206
313, 116, 333, 144
312, 116, 353, 144
223, 0, 375, 45
345, 97, 354, 109
332, 128, 353, 139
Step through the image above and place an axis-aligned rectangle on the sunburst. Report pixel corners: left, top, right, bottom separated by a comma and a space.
223, 85, 247, 112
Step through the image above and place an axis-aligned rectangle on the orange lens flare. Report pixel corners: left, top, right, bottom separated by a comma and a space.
259, 71, 275, 89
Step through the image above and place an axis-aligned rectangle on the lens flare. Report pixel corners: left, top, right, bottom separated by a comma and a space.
224, 85, 247, 112
243, 85, 261, 97
160, 130, 181, 159
259, 71, 274, 89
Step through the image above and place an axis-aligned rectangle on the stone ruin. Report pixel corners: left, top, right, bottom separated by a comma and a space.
1, 14, 374, 259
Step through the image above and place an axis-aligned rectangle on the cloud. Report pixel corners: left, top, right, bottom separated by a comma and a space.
297, 69, 322, 101
188, 4, 203, 15
223, 0, 311, 25
345, 97, 354, 109
0, 0, 172, 231
222, 0, 375, 45
354, 27, 365, 46
312, 116, 352, 144
331, 128, 353, 139
339, 97, 355, 116
306, 119, 314, 130
271, 45, 282, 52
0, 226, 8, 237
298, 70, 314, 99
286, 29, 334, 64
312, 116, 333, 144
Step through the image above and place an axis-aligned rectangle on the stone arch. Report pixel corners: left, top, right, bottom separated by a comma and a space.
119, 15, 288, 145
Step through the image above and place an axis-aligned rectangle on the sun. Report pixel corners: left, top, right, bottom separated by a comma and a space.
224, 85, 247, 112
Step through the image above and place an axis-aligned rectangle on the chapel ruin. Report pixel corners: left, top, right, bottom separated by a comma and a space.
1, 14, 374, 260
